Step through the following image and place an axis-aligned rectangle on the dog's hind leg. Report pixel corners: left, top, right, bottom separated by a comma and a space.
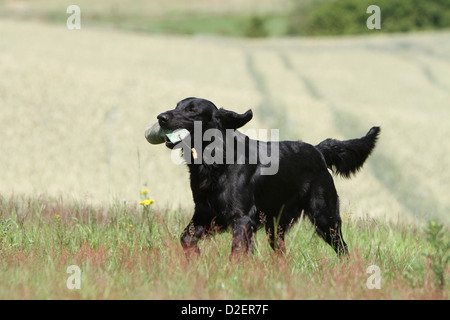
231, 207, 258, 257
312, 215, 348, 256
306, 174, 348, 256
264, 198, 304, 254
265, 218, 287, 254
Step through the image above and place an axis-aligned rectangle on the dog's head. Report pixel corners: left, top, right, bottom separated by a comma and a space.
157, 97, 253, 148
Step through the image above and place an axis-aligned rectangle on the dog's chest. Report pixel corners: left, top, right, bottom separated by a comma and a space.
189, 165, 239, 212
189, 164, 225, 191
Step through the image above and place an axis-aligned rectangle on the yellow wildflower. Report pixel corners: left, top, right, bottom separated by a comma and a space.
140, 189, 149, 195
139, 199, 155, 206
54, 214, 61, 219
342, 213, 351, 221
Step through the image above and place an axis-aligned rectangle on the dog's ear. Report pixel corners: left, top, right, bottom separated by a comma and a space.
213, 108, 253, 129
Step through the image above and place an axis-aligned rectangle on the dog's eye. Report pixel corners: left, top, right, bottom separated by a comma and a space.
186, 106, 195, 113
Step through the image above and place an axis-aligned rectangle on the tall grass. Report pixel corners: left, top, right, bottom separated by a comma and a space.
0, 195, 447, 299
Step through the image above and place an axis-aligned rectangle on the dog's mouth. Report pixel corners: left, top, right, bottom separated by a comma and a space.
145, 122, 191, 149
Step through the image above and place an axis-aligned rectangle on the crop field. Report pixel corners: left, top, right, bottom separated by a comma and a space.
0, 11, 449, 300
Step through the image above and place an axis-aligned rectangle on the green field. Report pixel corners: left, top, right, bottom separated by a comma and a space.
0, 195, 448, 299
0, 4, 449, 299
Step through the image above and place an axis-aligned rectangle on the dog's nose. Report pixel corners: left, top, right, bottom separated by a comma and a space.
157, 113, 170, 124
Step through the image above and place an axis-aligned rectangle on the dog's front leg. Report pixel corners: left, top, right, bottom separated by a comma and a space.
180, 220, 208, 257
231, 216, 256, 257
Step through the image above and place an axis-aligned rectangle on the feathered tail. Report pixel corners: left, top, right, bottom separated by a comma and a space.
316, 127, 380, 178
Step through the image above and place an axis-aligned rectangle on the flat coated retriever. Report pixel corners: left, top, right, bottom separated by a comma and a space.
151, 97, 380, 256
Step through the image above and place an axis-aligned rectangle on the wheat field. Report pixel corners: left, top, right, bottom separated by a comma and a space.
1, 18, 449, 224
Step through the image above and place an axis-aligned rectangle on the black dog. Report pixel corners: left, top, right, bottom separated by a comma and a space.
155, 97, 380, 256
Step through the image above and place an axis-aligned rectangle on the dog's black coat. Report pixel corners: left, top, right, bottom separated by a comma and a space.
156, 97, 380, 256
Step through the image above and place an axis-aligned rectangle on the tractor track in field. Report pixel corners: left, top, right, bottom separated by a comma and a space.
274, 51, 447, 222
244, 50, 293, 140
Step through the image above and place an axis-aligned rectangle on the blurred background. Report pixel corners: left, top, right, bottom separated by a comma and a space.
0, 0, 449, 223
2, 0, 449, 37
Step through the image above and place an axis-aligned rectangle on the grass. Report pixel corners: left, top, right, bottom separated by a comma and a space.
0, 195, 447, 299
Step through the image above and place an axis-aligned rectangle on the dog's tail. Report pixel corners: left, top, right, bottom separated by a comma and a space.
316, 127, 380, 178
